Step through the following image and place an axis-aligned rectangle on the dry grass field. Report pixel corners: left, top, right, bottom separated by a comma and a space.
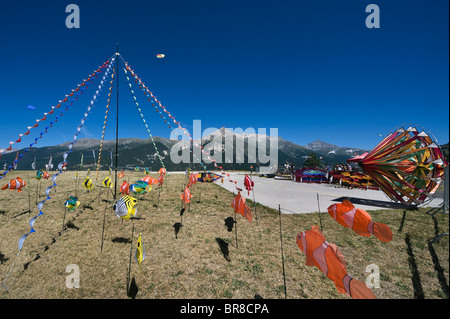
0, 170, 448, 299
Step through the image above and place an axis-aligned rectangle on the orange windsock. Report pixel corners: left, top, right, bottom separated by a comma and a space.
327, 199, 392, 242
180, 187, 192, 208
296, 225, 376, 299
187, 173, 197, 189
231, 192, 252, 223
158, 174, 164, 186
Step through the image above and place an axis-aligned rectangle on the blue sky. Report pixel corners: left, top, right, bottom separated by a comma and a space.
0, 0, 448, 154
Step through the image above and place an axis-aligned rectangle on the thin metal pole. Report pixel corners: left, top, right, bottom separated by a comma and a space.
62, 192, 70, 231
317, 193, 323, 231
250, 172, 258, 225
27, 174, 30, 214
127, 222, 134, 295
233, 192, 238, 249
278, 204, 287, 299
100, 187, 111, 252
114, 44, 119, 199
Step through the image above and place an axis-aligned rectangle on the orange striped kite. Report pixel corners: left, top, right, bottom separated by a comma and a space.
297, 225, 376, 299
327, 199, 392, 242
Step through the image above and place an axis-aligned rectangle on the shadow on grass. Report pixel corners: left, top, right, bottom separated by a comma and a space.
0, 252, 9, 264
216, 238, 230, 262
428, 214, 449, 298
11, 210, 30, 219
224, 217, 234, 232
24, 254, 40, 270
427, 240, 449, 298
398, 210, 407, 233
405, 233, 425, 299
173, 222, 182, 239
112, 237, 132, 244
127, 276, 139, 299
66, 220, 79, 231
333, 196, 409, 209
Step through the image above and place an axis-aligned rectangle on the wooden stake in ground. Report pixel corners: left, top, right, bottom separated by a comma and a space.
278, 204, 287, 299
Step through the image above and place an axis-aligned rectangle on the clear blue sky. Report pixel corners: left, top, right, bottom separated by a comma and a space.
0, 0, 448, 153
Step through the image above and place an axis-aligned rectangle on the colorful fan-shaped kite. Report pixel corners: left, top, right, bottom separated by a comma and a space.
348, 125, 448, 206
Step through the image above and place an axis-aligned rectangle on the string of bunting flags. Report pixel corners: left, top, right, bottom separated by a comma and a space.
96, 68, 116, 180
6, 57, 117, 289
0, 62, 109, 180
122, 58, 240, 188
123, 67, 166, 169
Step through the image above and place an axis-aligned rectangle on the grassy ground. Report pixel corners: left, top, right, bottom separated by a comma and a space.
0, 170, 448, 299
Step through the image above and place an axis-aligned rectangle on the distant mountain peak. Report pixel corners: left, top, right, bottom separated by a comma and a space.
305, 140, 339, 152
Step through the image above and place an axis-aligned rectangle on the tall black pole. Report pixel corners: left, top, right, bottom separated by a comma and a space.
114, 44, 119, 199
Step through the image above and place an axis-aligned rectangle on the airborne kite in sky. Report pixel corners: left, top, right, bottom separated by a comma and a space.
348, 125, 448, 206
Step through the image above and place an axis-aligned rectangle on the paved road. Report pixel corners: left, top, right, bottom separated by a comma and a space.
214, 173, 444, 214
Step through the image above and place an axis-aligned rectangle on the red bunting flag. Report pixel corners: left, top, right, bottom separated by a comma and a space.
244, 174, 254, 195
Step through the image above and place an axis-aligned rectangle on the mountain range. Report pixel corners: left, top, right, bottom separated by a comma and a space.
3, 127, 447, 172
